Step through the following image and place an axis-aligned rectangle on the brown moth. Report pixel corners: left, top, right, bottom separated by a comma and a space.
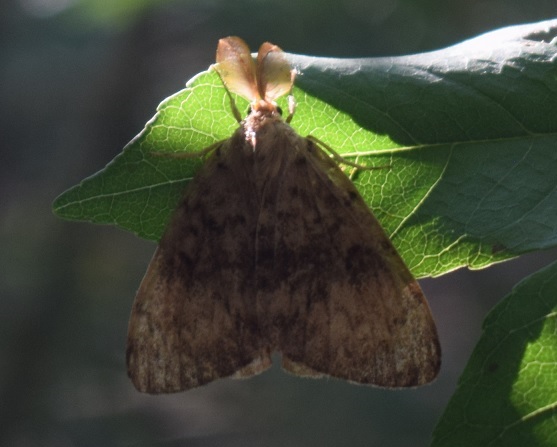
126, 36, 441, 393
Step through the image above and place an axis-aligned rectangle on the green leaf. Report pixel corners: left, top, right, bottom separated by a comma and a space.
431, 260, 557, 446
53, 19, 557, 277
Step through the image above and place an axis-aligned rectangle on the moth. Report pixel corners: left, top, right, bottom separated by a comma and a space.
126, 36, 441, 393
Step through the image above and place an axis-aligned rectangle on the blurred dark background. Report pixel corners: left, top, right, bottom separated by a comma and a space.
2, 1, 556, 446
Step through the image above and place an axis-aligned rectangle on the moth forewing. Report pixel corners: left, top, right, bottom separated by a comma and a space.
127, 131, 273, 393
248, 124, 440, 387
287, 138, 440, 386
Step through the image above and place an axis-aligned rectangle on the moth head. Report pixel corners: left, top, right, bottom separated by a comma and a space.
213, 36, 295, 120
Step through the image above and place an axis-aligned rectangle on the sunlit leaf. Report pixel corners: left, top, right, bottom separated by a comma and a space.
53, 19, 557, 278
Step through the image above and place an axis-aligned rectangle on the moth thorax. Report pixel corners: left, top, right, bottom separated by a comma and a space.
243, 105, 283, 149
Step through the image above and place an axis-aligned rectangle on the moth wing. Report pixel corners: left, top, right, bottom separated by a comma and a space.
257, 42, 295, 103
127, 135, 271, 393
266, 138, 440, 387
214, 36, 259, 102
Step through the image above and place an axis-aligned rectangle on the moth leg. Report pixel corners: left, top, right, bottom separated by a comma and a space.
285, 94, 296, 123
347, 165, 358, 181
306, 135, 391, 173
